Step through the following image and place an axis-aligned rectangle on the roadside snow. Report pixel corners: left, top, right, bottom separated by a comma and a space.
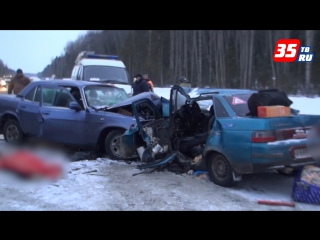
289, 96, 319, 115
1, 157, 320, 211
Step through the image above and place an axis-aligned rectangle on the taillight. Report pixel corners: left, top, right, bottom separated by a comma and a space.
252, 131, 277, 143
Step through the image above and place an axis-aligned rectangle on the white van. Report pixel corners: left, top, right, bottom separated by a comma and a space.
70, 51, 132, 95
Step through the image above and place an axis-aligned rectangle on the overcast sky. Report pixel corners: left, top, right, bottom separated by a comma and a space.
0, 30, 88, 74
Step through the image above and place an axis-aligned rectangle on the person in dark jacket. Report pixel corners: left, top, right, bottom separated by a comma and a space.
132, 73, 150, 96
8, 69, 31, 95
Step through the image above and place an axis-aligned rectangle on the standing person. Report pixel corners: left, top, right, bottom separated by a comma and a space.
8, 69, 31, 95
132, 73, 150, 96
143, 73, 154, 92
178, 76, 191, 88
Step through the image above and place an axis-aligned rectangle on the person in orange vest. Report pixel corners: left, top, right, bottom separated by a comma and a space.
143, 73, 154, 92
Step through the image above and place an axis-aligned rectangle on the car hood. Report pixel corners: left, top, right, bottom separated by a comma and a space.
108, 92, 162, 110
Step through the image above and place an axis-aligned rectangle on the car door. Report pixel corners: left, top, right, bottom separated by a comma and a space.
39, 85, 87, 146
168, 85, 191, 132
18, 85, 44, 137
119, 96, 165, 158
205, 95, 233, 153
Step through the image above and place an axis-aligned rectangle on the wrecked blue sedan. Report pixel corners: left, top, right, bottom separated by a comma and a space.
119, 85, 320, 187
0, 80, 136, 160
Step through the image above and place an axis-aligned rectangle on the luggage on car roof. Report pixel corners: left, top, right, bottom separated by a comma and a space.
246, 89, 293, 117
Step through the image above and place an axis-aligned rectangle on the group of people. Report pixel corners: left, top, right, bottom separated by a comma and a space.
131, 73, 154, 96
131, 74, 191, 96
6, 69, 192, 98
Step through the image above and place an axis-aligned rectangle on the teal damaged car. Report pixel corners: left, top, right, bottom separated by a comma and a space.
119, 85, 320, 187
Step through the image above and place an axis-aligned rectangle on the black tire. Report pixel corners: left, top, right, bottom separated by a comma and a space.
207, 153, 235, 187
104, 129, 126, 160
3, 119, 25, 144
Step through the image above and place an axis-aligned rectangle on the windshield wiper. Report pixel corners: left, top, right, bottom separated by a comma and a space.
99, 79, 130, 85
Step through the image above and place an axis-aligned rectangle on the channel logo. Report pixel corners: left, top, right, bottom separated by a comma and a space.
273, 39, 314, 62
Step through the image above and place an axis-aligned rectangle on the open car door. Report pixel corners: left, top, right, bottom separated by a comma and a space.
119, 95, 169, 159
119, 86, 190, 165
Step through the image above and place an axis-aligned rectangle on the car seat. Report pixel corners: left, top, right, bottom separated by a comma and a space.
55, 91, 72, 107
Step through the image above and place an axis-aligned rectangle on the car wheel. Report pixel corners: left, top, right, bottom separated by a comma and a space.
104, 129, 125, 160
207, 153, 235, 187
3, 119, 25, 144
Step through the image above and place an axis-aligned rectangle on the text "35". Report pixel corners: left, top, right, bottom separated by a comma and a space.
273, 39, 301, 62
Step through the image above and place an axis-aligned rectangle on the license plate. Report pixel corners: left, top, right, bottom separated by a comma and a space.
294, 148, 311, 159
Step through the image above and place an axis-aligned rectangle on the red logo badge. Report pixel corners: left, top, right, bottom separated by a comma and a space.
273, 39, 300, 62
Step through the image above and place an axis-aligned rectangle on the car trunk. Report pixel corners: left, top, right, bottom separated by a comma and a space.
263, 115, 320, 141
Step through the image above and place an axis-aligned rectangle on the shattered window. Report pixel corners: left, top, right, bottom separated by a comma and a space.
84, 85, 129, 107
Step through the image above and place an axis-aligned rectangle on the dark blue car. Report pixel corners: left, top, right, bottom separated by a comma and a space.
0, 80, 137, 159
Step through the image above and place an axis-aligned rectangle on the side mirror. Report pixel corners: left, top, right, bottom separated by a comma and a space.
69, 101, 82, 111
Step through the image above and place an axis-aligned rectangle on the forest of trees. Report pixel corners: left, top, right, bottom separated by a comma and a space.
38, 30, 320, 94
0, 59, 15, 77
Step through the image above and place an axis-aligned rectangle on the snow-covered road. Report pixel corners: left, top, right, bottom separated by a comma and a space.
0, 155, 319, 211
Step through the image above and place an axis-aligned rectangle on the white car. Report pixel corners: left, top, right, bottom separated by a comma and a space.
30, 77, 41, 82
0, 79, 6, 87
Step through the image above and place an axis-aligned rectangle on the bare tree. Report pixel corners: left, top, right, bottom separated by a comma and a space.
269, 30, 276, 88
305, 30, 314, 94
170, 30, 174, 70
198, 30, 202, 86
37, 30, 320, 95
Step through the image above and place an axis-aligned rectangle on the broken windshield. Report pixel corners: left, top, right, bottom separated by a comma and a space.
84, 85, 129, 108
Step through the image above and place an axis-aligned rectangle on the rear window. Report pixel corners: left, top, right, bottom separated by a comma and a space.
223, 94, 253, 117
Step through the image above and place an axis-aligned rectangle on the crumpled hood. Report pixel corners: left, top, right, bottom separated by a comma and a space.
108, 92, 162, 110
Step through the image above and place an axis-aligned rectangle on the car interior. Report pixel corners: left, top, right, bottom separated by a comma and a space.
70, 89, 84, 109
133, 96, 215, 161
171, 99, 214, 157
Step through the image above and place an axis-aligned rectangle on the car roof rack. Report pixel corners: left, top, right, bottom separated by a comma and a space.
75, 51, 119, 64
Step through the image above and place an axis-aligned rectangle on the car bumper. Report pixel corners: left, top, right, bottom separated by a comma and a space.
230, 156, 316, 174
229, 139, 317, 174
